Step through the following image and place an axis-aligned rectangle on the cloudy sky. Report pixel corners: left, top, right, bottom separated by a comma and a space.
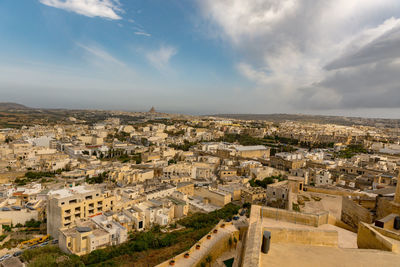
1, 0, 400, 118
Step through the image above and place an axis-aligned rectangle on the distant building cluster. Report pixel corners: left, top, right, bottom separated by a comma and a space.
1, 109, 400, 266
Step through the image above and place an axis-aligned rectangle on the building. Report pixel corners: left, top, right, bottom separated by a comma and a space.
59, 214, 127, 256
235, 145, 270, 158
47, 186, 116, 238
194, 187, 231, 207
176, 182, 194, 196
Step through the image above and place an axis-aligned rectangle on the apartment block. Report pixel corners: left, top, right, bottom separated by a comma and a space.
47, 186, 115, 238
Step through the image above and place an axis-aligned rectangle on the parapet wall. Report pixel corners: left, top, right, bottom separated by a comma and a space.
306, 187, 365, 197
260, 206, 329, 227
372, 225, 400, 242
357, 222, 399, 253
264, 227, 338, 247
242, 205, 262, 267
156, 221, 239, 267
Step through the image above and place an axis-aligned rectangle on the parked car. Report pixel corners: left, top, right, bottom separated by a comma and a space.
13, 251, 22, 257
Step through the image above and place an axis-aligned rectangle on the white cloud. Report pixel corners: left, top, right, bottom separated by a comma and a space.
146, 45, 177, 71
76, 42, 125, 67
198, 0, 400, 112
134, 31, 151, 37
39, 0, 122, 20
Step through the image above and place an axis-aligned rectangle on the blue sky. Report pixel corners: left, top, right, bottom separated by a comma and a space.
1, 0, 400, 117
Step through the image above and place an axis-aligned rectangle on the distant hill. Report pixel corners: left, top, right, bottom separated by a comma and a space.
0, 102, 31, 110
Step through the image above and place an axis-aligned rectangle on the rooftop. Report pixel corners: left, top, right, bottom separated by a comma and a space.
261, 243, 400, 267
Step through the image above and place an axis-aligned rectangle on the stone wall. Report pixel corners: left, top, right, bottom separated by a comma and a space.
376, 197, 400, 220
265, 227, 338, 247
242, 205, 262, 267
357, 222, 399, 253
0, 210, 38, 225
328, 215, 356, 233
306, 187, 365, 197
156, 221, 239, 267
260, 206, 329, 227
0, 171, 25, 182
341, 197, 373, 231
372, 225, 400, 242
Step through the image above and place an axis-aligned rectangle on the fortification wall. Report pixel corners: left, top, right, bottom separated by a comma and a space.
264, 227, 338, 247
357, 222, 399, 253
260, 206, 328, 227
341, 197, 373, 230
242, 205, 262, 267
306, 187, 365, 197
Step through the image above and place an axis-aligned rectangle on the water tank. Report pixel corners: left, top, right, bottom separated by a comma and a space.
261, 231, 271, 254
394, 216, 400, 230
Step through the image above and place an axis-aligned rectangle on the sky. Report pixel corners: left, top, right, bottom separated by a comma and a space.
1, 0, 400, 118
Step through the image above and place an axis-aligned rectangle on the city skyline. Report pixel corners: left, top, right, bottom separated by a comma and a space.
1, 1, 400, 118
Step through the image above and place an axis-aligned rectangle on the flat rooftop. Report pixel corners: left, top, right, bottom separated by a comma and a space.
262, 217, 357, 248
261, 243, 400, 267
48, 185, 96, 199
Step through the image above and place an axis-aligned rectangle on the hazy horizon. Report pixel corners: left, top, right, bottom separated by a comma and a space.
2, 1, 400, 118
3, 101, 400, 120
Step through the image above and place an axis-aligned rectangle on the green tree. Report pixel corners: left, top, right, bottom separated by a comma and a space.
205, 255, 212, 267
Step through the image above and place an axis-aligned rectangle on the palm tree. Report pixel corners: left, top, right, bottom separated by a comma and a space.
205, 255, 212, 267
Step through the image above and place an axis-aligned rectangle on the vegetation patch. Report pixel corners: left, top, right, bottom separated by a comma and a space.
22, 204, 240, 267
249, 175, 283, 188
